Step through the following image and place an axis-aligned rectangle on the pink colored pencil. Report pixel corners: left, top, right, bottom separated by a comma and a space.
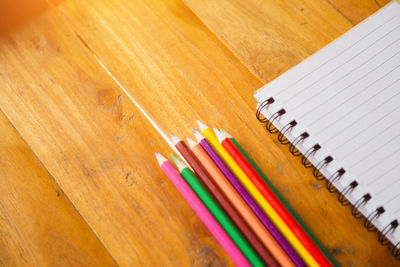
155, 153, 251, 267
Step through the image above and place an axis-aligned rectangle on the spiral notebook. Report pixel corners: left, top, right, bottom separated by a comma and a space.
255, 1, 400, 255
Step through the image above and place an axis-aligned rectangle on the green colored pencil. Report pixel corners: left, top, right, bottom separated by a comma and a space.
229, 136, 338, 267
171, 154, 265, 267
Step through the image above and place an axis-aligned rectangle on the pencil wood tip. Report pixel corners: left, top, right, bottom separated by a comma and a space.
186, 137, 197, 149
197, 120, 208, 132
170, 133, 181, 145
193, 129, 204, 142
213, 128, 225, 143
171, 153, 186, 172
155, 152, 167, 166
220, 129, 232, 138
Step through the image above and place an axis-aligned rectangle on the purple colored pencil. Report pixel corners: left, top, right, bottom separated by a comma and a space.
194, 131, 306, 267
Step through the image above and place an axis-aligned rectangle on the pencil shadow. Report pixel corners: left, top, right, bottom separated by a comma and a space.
0, 0, 63, 35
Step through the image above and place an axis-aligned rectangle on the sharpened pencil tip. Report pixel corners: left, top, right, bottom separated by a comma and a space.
220, 129, 232, 138
193, 129, 204, 142
171, 153, 186, 172
213, 128, 225, 143
155, 152, 167, 166
170, 133, 181, 145
186, 137, 197, 149
171, 153, 178, 163
197, 120, 208, 132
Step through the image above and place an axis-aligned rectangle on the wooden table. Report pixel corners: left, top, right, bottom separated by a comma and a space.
0, 0, 397, 266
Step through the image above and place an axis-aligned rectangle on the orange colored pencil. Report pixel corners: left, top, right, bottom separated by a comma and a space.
187, 137, 294, 267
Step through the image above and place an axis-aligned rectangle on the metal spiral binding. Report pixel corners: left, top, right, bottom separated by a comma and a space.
351, 193, 371, 219
379, 220, 399, 246
289, 132, 309, 156
326, 168, 346, 193
393, 242, 400, 259
265, 109, 286, 134
256, 103, 400, 259
338, 181, 358, 206
364, 207, 385, 232
256, 98, 275, 123
278, 120, 297, 145
313, 156, 333, 180
301, 144, 321, 168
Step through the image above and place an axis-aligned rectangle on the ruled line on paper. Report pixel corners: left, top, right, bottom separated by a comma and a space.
343, 124, 400, 161
293, 37, 400, 119
374, 167, 400, 193
323, 77, 400, 146
284, 24, 400, 105
273, 15, 398, 98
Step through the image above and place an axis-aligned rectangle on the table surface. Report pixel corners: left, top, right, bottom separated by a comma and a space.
0, 0, 397, 266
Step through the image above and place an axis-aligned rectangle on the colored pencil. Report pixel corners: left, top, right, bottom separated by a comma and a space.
171, 154, 266, 267
193, 130, 303, 267
186, 137, 280, 267
220, 129, 335, 267
155, 153, 251, 267
197, 120, 319, 267
171, 135, 267, 266
229, 134, 338, 266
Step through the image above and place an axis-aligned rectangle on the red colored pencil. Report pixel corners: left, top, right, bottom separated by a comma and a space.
215, 129, 332, 267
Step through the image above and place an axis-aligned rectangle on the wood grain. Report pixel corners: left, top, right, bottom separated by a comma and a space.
50, 0, 399, 265
326, 0, 391, 25
0, 6, 232, 267
182, 0, 390, 84
0, 111, 116, 266
183, 0, 352, 83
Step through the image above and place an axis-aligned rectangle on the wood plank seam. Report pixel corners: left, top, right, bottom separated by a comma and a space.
0, 109, 119, 266
324, 0, 355, 25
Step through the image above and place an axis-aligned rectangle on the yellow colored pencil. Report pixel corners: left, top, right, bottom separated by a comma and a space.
197, 120, 319, 267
